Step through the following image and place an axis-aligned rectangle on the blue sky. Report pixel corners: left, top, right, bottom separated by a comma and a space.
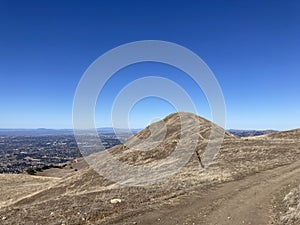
0, 0, 299, 130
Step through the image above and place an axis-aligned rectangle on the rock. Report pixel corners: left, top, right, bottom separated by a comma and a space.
110, 198, 122, 204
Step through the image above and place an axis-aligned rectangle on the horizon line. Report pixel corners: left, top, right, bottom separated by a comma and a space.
0, 127, 297, 132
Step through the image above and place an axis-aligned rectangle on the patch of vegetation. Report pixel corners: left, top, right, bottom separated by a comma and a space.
41, 165, 51, 170
26, 164, 66, 175
26, 168, 36, 175
35, 167, 43, 172
41, 164, 63, 170
281, 185, 300, 224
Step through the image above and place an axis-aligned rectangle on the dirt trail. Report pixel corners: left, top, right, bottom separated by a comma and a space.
115, 161, 300, 225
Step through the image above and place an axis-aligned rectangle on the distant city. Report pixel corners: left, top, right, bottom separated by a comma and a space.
0, 128, 140, 173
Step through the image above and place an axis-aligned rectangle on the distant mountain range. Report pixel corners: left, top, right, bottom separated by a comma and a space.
228, 129, 278, 138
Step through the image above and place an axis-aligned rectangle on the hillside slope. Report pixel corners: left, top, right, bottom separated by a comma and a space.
0, 113, 299, 225
265, 128, 300, 139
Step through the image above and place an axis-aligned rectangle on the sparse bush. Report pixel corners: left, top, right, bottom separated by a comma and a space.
40, 164, 63, 170
35, 167, 42, 172
42, 165, 50, 170
26, 168, 36, 175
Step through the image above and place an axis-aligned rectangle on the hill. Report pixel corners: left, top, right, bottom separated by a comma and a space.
0, 112, 299, 225
264, 128, 300, 139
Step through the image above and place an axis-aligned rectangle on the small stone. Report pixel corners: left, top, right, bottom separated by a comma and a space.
2, 216, 7, 220
110, 198, 122, 204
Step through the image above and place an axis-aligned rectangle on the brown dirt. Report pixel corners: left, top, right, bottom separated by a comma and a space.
114, 161, 300, 225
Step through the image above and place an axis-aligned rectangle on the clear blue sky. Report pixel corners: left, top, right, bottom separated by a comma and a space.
0, 0, 299, 130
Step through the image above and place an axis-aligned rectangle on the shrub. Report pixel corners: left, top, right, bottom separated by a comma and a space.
26, 168, 36, 175
42, 165, 50, 170
35, 167, 42, 172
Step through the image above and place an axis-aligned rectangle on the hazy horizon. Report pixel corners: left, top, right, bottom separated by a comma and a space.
0, 123, 291, 132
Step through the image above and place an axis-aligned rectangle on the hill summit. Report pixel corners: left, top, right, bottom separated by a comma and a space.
109, 112, 234, 164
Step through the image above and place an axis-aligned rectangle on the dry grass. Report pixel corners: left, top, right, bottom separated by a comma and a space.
280, 185, 300, 225
0, 112, 299, 224
0, 174, 58, 207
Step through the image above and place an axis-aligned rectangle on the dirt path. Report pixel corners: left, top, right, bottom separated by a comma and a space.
115, 161, 300, 225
